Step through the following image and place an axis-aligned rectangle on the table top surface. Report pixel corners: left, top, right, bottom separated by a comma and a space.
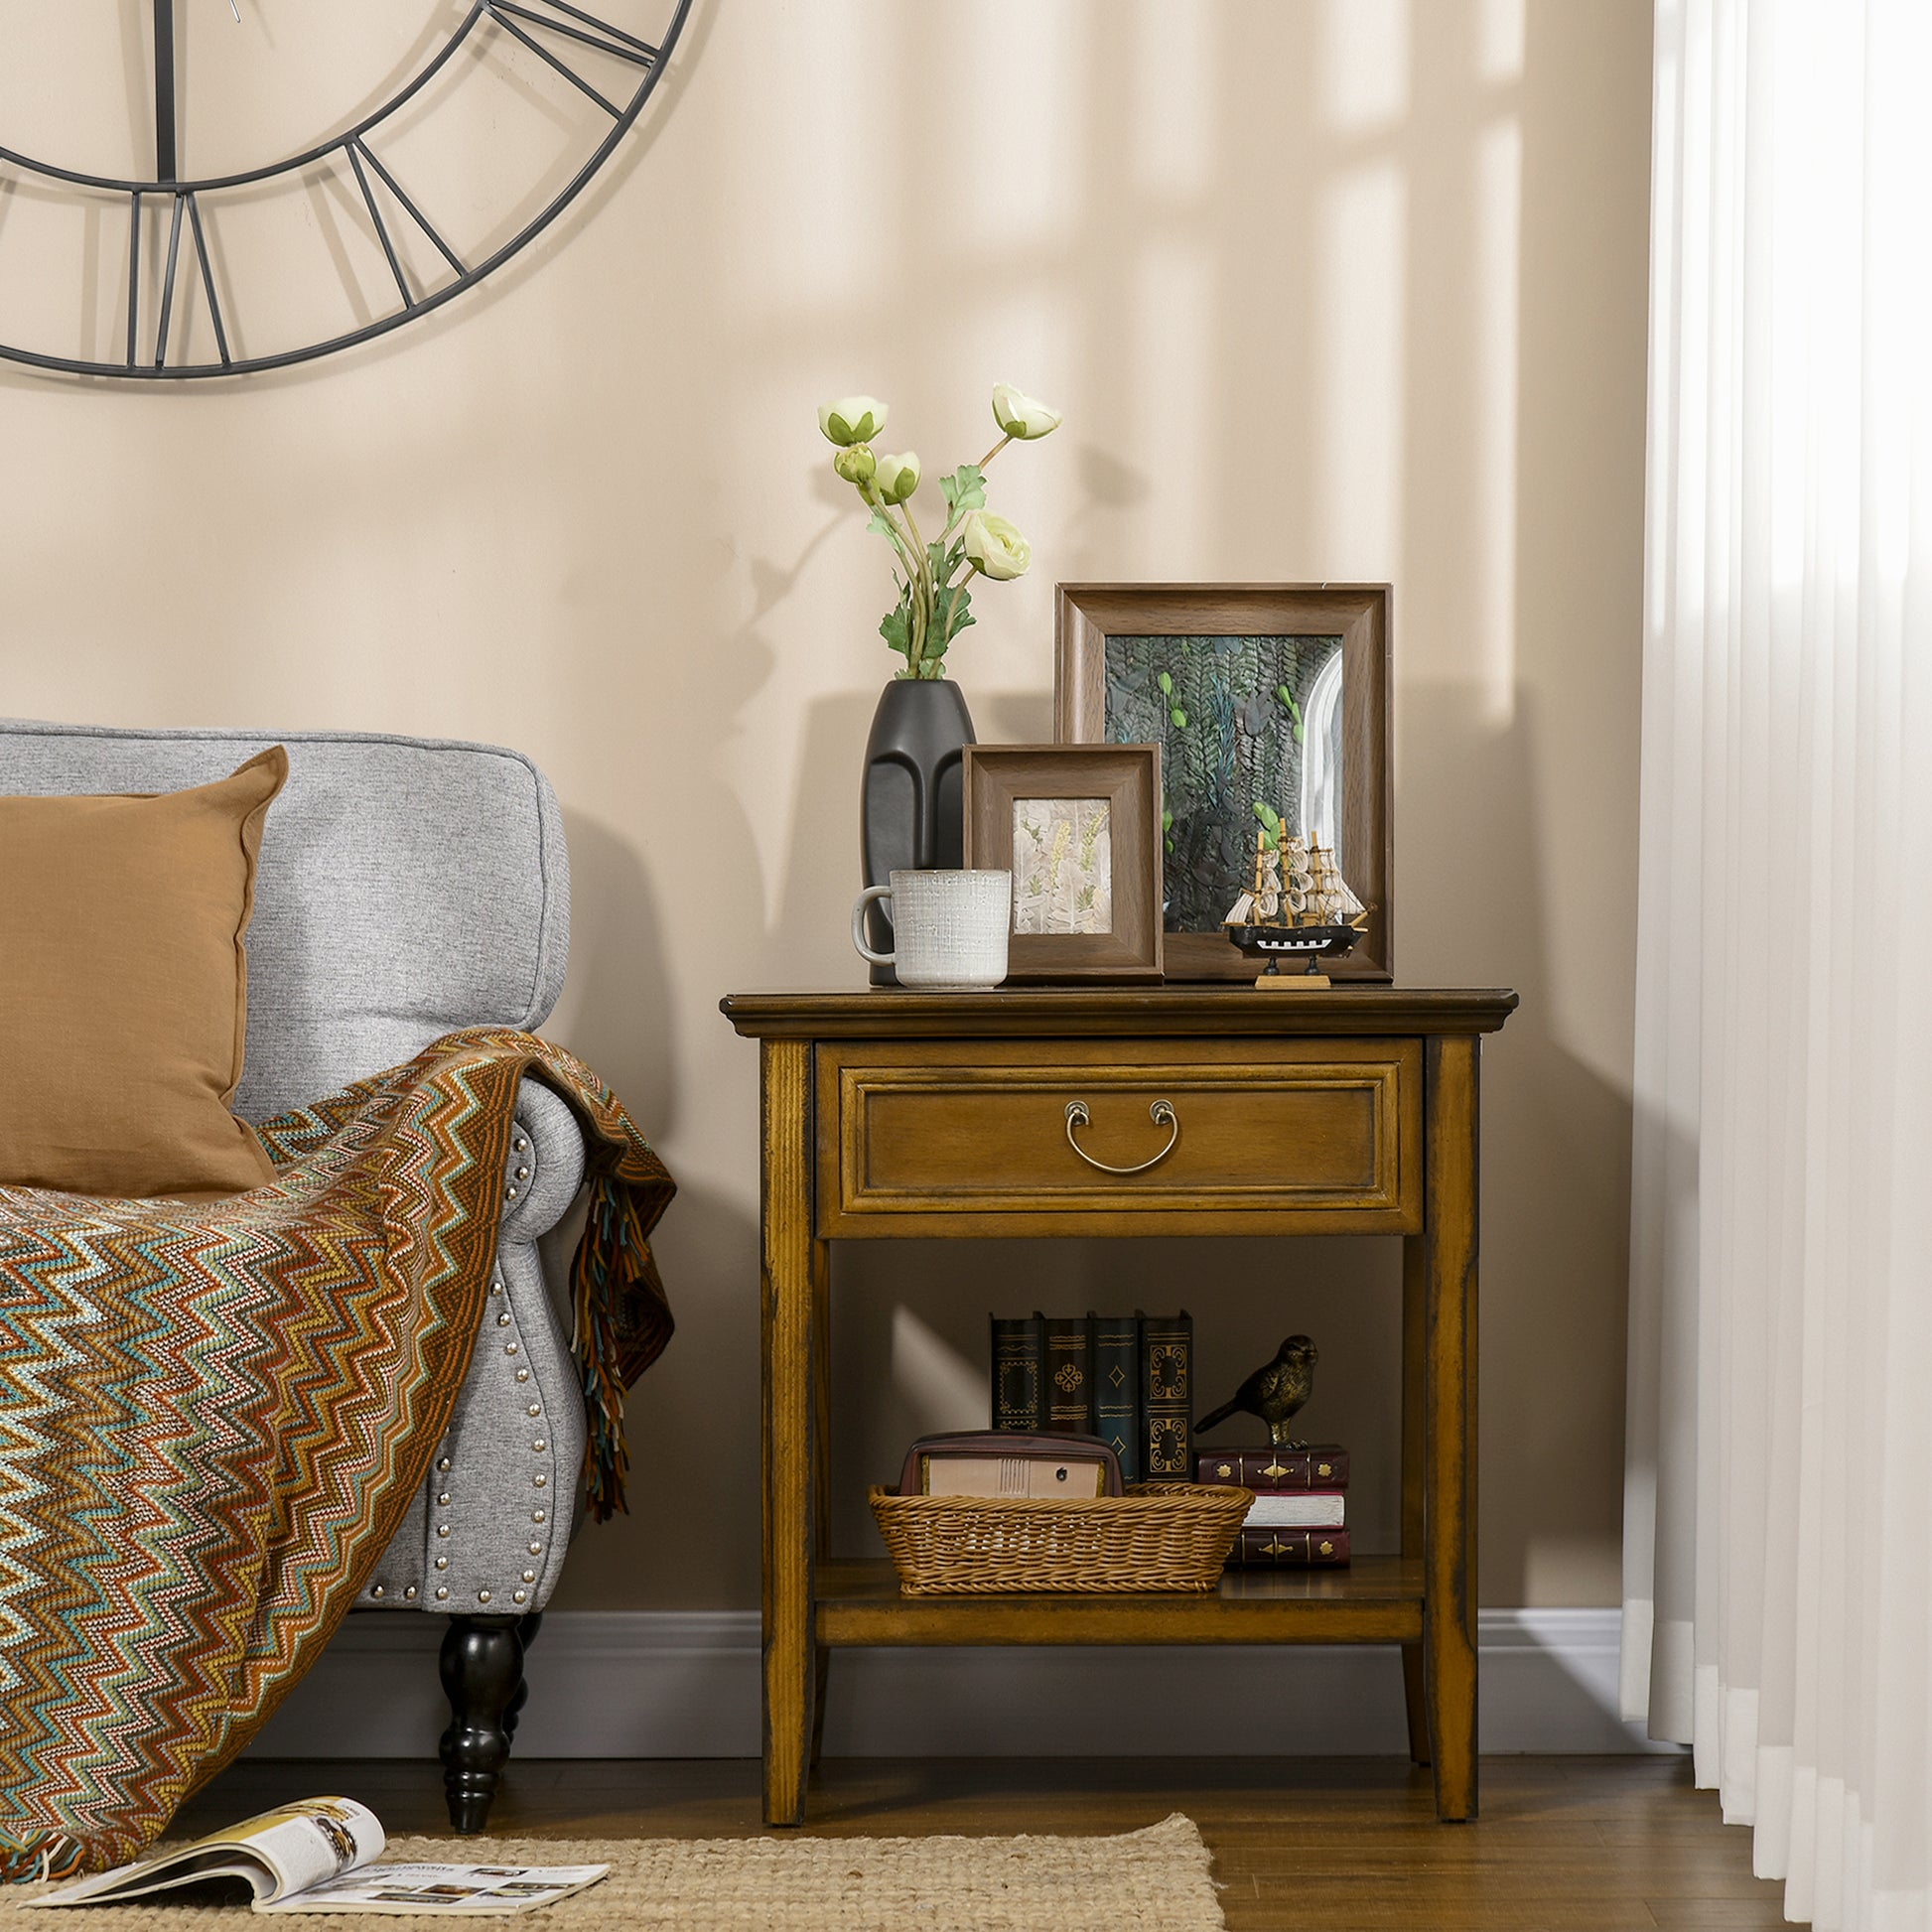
721, 985, 1519, 1039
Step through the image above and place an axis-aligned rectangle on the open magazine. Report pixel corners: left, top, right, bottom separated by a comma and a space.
25, 1799, 608, 1916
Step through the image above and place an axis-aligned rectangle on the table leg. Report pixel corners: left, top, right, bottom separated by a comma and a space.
1420, 1035, 1480, 1821
810, 1241, 832, 1771
1400, 1232, 1429, 1767
760, 1039, 819, 1826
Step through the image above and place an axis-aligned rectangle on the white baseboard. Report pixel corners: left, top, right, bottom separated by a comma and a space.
253, 1607, 1680, 1758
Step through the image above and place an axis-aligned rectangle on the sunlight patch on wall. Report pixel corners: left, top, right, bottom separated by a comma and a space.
1318, 0, 1409, 134
957, 3, 1085, 252
1129, 0, 1218, 202
1471, 113, 1523, 723
732, 0, 894, 312
1127, 235, 1215, 572
891, 1306, 986, 1437
1315, 160, 1405, 573
1476, 0, 1528, 86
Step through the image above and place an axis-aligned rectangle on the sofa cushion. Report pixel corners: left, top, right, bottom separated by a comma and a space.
0, 747, 287, 1197
0, 724, 572, 1120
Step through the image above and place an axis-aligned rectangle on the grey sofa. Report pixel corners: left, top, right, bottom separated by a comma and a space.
0, 720, 596, 1832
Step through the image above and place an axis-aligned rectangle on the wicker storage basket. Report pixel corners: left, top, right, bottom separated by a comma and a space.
869, 1481, 1252, 1595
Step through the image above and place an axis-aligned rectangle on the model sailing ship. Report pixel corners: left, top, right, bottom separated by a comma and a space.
1223, 825, 1371, 987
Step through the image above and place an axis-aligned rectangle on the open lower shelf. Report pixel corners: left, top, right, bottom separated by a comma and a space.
815, 1556, 1425, 1646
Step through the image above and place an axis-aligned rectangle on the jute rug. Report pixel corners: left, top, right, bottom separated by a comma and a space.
0, 1816, 1223, 1929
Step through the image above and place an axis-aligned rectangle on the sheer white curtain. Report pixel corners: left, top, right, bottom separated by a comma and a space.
1622, 0, 1932, 1924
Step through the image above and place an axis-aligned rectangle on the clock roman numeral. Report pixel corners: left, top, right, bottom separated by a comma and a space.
128, 190, 231, 368
345, 144, 414, 308
345, 138, 468, 310
493, 2, 659, 68
485, 1, 658, 120
154, 193, 186, 366
126, 194, 142, 368
187, 196, 232, 367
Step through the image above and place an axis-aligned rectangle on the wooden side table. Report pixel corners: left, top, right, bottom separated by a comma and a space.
722, 987, 1516, 1826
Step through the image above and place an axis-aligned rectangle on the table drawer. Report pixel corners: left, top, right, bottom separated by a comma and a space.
819, 1038, 1420, 1235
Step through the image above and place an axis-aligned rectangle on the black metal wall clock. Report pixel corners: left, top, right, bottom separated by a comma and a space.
0, 0, 690, 379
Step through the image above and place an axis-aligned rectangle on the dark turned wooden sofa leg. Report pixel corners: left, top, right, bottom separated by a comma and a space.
439, 1613, 539, 1833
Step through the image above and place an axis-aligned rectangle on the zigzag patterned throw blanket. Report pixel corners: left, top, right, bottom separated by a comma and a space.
0, 1031, 674, 1881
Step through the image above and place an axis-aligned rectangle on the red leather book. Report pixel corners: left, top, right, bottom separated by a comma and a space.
1224, 1526, 1351, 1568
1194, 1445, 1349, 1490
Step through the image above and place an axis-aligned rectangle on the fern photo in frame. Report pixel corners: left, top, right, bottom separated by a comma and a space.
1054, 584, 1392, 982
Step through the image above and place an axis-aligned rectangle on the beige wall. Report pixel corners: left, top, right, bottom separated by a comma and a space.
0, 0, 1652, 1610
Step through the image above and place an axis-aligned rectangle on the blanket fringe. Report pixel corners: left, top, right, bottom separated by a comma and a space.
1, 1832, 82, 1885
572, 1168, 660, 1520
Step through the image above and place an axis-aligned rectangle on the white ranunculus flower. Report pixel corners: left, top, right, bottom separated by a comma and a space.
832, 444, 877, 485
875, 451, 921, 504
990, 383, 1061, 440
962, 509, 1031, 580
817, 395, 889, 446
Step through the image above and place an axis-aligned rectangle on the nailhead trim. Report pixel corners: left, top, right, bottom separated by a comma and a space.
404, 1586, 418, 1599
527, 1403, 541, 1417
515, 1167, 530, 1180
496, 1312, 511, 1327
479, 1589, 491, 1603
369, 1585, 384, 1598
515, 1368, 529, 1382
437, 1492, 451, 1506
435, 1556, 449, 1570
532, 1439, 546, 1452
437, 1456, 452, 1472
528, 1542, 543, 1556
435, 1587, 449, 1600
436, 1525, 451, 1539
521, 1569, 536, 1583
532, 1509, 545, 1523
506, 1186, 518, 1200
534, 1474, 546, 1487
513, 1589, 527, 1604
505, 1341, 518, 1356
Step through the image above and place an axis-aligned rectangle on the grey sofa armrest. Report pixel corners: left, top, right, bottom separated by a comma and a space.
356, 1077, 589, 1614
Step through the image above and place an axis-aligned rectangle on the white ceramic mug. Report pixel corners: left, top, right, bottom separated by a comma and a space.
852, 869, 1013, 989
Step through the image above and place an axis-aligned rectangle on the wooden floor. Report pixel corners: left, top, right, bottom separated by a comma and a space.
182, 1755, 1794, 1930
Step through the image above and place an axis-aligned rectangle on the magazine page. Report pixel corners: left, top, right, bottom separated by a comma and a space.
260, 1862, 610, 1916
26, 1799, 384, 1908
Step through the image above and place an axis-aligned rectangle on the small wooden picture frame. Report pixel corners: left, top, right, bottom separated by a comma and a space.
962, 744, 1164, 982
1054, 583, 1393, 982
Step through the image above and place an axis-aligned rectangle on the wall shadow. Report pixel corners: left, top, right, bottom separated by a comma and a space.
1397, 679, 1636, 1604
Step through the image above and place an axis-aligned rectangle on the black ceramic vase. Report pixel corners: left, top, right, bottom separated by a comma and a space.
860, 677, 976, 986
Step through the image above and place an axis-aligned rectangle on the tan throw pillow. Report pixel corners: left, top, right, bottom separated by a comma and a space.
0, 747, 289, 1198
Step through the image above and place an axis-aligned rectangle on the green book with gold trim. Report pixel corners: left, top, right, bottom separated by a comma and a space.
1040, 1312, 1094, 1436
1091, 1311, 1140, 1481
990, 1314, 1042, 1431
1136, 1310, 1192, 1477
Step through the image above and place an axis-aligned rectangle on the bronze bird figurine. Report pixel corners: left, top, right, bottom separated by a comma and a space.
1195, 1334, 1319, 1449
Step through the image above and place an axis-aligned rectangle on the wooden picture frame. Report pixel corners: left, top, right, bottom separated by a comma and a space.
1054, 583, 1393, 982
962, 744, 1164, 982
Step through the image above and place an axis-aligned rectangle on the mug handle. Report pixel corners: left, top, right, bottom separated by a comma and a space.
852, 884, 895, 965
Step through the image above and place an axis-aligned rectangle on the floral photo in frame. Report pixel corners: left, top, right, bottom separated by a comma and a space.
961, 744, 1163, 981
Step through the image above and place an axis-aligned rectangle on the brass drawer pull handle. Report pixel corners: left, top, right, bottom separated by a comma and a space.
1063, 1099, 1179, 1175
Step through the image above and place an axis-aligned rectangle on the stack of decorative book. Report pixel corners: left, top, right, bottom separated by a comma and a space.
990, 1311, 1191, 1480
1195, 1444, 1351, 1567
